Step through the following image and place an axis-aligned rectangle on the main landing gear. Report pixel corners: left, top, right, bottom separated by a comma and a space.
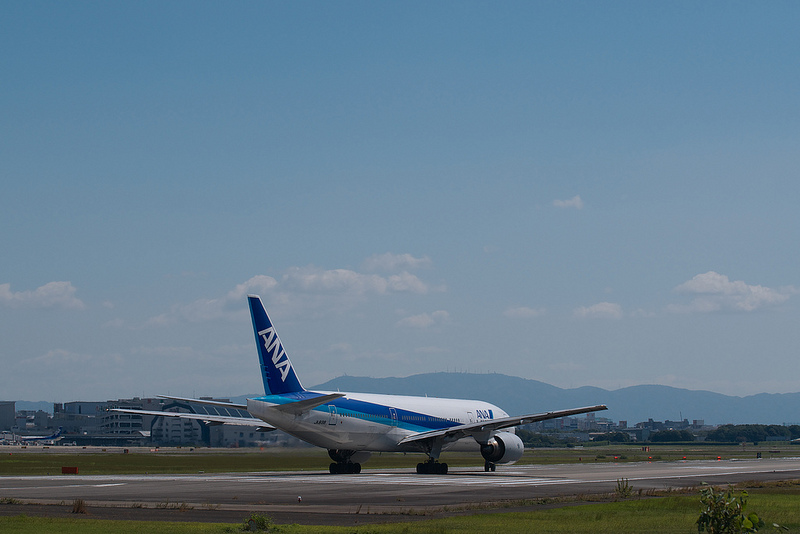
484, 461, 497, 472
416, 459, 448, 475
414, 438, 449, 474
327, 449, 365, 475
329, 462, 361, 474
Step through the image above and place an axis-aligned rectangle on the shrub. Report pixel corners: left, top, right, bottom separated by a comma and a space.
71, 498, 87, 514
614, 478, 633, 499
695, 485, 787, 533
242, 513, 274, 532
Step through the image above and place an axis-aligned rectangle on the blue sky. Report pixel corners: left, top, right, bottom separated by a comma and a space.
2, 2, 799, 402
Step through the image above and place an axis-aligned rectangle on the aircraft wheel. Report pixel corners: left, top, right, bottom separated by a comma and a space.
345, 462, 356, 474
416, 461, 447, 474
329, 463, 339, 474
351, 463, 361, 474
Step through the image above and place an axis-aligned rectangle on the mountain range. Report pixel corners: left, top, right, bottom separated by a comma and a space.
15, 373, 800, 425
309, 373, 800, 426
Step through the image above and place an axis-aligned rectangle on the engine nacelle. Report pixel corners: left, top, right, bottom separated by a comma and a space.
480, 431, 524, 465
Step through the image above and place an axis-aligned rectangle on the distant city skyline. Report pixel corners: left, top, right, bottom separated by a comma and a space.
2, 2, 799, 401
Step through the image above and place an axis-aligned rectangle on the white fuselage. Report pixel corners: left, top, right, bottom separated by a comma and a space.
248, 391, 509, 453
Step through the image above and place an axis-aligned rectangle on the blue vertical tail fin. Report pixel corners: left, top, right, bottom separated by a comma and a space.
248, 295, 305, 395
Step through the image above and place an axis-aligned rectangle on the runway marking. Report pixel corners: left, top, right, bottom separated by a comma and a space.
0, 482, 127, 490
3, 458, 800, 493
230, 474, 576, 487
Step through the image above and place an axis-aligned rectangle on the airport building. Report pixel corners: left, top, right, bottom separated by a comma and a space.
15, 410, 49, 431
6, 396, 721, 447
0, 401, 15, 431
49, 397, 302, 447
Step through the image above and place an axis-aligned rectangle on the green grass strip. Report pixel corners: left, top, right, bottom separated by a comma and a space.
3, 493, 800, 533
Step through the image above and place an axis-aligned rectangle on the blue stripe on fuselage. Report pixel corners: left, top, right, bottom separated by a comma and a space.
252, 392, 461, 433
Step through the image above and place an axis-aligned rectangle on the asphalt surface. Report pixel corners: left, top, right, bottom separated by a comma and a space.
3, 458, 800, 526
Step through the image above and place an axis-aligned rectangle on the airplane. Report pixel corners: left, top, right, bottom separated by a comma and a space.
18, 426, 64, 444
116, 295, 607, 474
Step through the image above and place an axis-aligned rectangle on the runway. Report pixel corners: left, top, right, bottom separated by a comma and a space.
3, 458, 800, 525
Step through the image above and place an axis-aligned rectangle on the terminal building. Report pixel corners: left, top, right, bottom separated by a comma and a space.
50, 397, 299, 447
0, 401, 15, 431
2, 397, 303, 447
4, 396, 715, 447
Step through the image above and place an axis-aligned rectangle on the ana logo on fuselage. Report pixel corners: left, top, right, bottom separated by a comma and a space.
476, 409, 494, 420
258, 327, 292, 382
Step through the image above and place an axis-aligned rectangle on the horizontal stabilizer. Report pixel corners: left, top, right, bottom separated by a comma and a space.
268, 393, 346, 415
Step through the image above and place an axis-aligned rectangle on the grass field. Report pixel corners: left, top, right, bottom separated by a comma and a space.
3, 491, 800, 533
1, 443, 796, 475
3, 445, 800, 532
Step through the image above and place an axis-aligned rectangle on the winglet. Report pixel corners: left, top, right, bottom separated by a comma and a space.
248, 295, 305, 395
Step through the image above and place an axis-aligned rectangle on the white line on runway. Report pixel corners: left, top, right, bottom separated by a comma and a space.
3, 458, 799, 491
231, 474, 574, 487
0, 482, 127, 490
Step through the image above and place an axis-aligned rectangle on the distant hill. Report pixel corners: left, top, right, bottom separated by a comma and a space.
15, 374, 799, 425
310, 373, 800, 426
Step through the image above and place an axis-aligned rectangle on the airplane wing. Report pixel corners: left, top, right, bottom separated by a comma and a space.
111, 409, 275, 430
160, 392, 345, 415
398, 404, 608, 445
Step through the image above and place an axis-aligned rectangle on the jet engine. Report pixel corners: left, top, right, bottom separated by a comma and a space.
479, 431, 524, 465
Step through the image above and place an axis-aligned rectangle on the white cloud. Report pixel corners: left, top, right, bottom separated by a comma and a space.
387, 271, 429, 294
573, 302, 623, 319
282, 266, 428, 296
0, 281, 85, 309
397, 310, 449, 328
363, 253, 431, 272
147, 261, 433, 326
503, 306, 547, 319
670, 271, 796, 313
553, 195, 584, 209
18, 348, 93, 367
227, 275, 279, 300
283, 267, 383, 294
147, 275, 279, 326
414, 346, 450, 354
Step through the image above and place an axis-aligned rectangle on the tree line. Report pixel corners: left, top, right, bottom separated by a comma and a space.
520, 424, 800, 446
704, 424, 800, 443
